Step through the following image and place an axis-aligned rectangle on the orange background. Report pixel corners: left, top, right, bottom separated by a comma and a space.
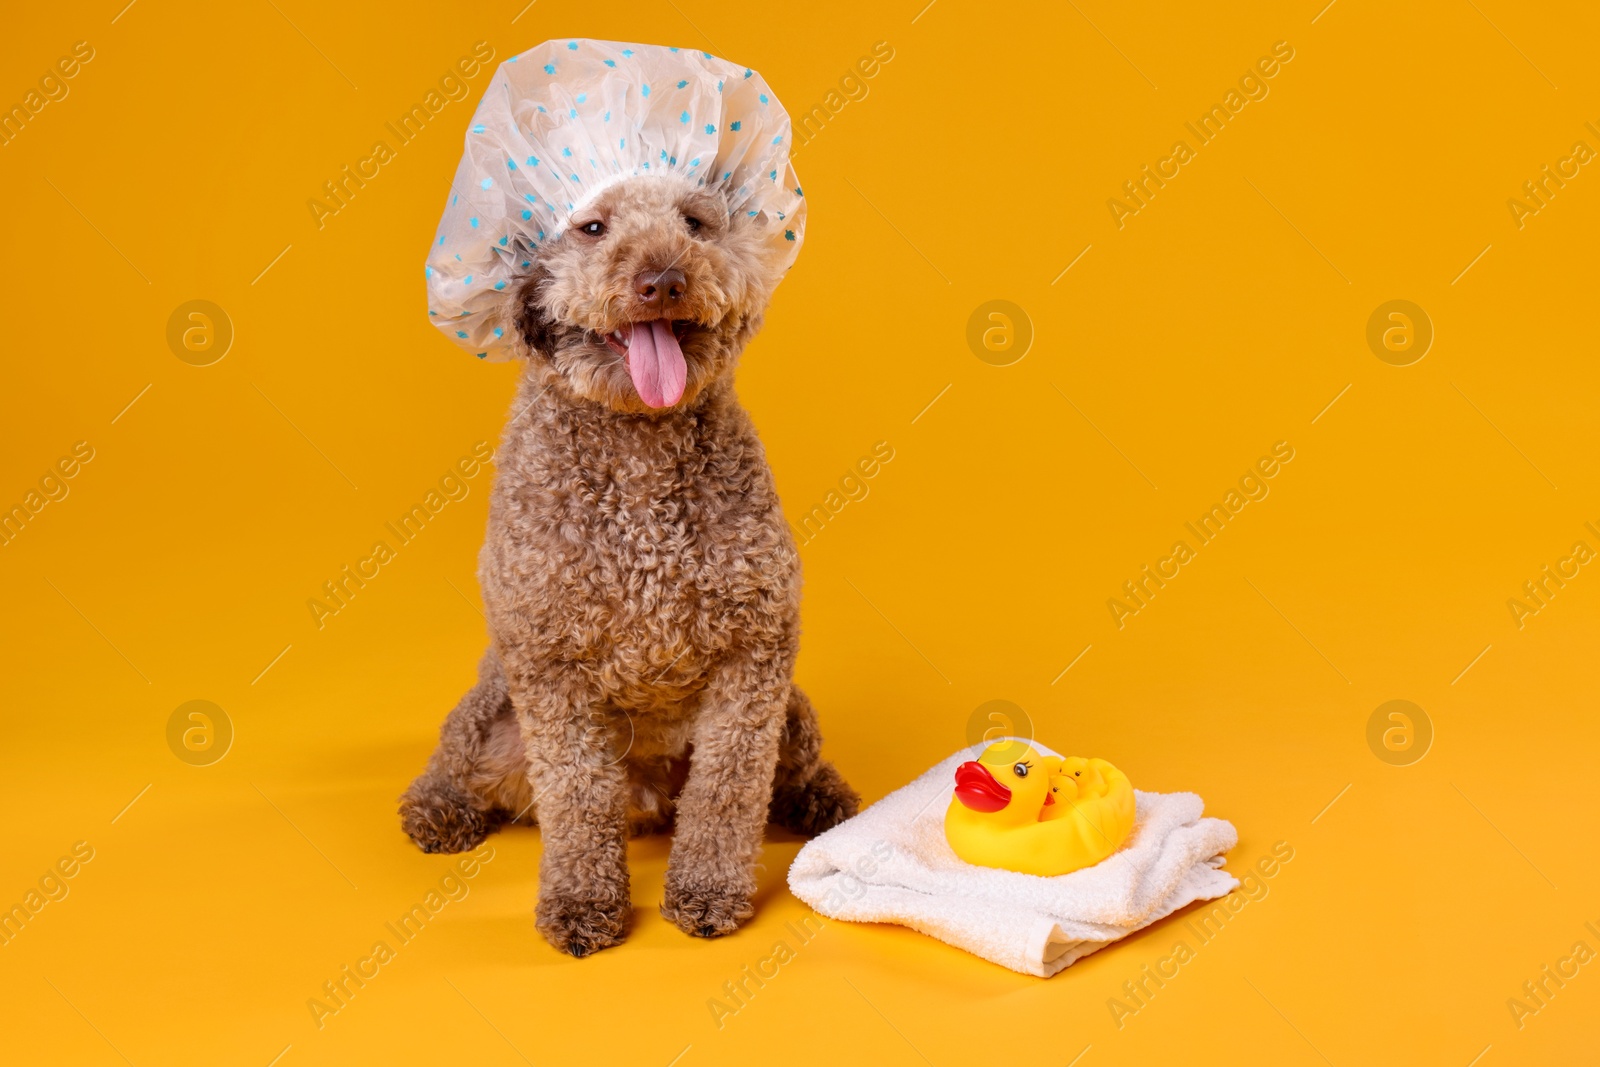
2, 0, 1597, 1064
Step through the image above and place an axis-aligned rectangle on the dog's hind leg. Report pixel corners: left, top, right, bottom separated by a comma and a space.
399, 649, 529, 853
768, 685, 860, 837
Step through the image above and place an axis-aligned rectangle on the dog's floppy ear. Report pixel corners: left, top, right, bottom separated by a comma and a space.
512, 262, 559, 359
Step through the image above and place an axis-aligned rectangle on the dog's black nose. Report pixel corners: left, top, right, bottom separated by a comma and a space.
634, 268, 686, 312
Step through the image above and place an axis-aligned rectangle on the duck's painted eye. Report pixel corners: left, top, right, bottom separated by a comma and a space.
1013, 763, 1029, 778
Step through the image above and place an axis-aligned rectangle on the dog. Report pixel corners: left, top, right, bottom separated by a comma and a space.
399, 170, 860, 957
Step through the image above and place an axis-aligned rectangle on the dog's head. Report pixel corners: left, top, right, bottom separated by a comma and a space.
514, 173, 785, 414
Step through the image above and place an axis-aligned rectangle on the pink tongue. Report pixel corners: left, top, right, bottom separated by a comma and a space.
626, 320, 686, 408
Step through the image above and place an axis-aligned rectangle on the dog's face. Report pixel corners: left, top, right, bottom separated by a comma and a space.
514, 173, 783, 414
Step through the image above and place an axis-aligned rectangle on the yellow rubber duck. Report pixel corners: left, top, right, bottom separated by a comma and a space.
944, 742, 1135, 876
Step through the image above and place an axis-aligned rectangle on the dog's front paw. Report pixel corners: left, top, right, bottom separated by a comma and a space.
536, 891, 632, 957
661, 877, 755, 939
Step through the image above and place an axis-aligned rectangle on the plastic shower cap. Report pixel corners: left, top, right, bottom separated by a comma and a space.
425, 39, 806, 361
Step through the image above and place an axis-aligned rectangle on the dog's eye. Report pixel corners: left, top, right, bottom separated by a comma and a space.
684, 215, 702, 234
579, 220, 605, 237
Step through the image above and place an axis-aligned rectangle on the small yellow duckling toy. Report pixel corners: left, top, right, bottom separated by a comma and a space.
945, 742, 1135, 876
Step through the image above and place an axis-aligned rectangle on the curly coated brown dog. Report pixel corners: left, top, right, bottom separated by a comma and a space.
399, 171, 859, 957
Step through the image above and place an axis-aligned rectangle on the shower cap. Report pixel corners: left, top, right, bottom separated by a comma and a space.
425, 38, 806, 361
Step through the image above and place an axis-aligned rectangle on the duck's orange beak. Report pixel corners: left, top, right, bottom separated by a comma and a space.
954, 761, 1011, 812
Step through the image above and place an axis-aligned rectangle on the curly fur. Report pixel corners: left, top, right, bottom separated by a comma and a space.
400, 173, 858, 957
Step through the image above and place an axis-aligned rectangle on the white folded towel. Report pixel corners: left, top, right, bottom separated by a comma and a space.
787, 745, 1239, 976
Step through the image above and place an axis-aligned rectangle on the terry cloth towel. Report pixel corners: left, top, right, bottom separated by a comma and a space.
787, 745, 1239, 977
